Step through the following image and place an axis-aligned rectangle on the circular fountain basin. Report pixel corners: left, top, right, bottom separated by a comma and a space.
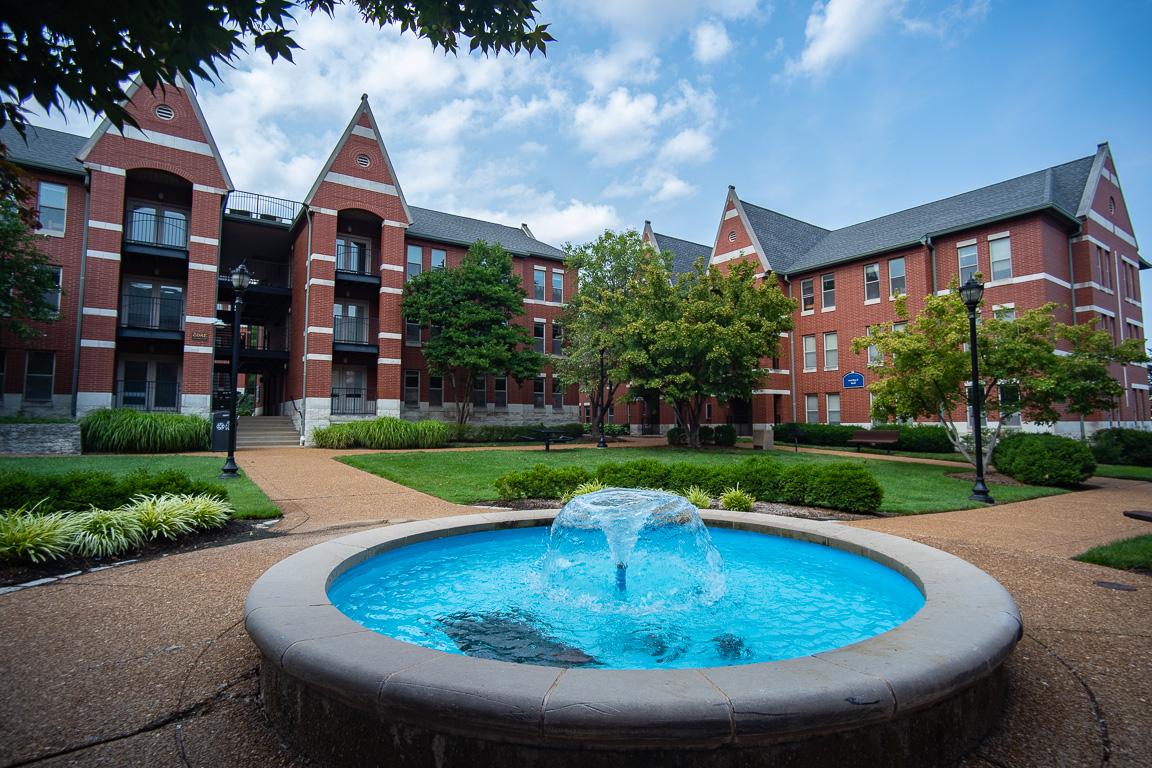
246, 511, 1022, 768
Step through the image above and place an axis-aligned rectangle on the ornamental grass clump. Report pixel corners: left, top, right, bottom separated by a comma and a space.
718, 486, 755, 512
312, 417, 450, 449
127, 495, 197, 541
0, 503, 78, 563
81, 409, 210, 453
178, 494, 233, 530
70, 508, 145, 558
682, 486, 712, 509
560, 480, 608, 504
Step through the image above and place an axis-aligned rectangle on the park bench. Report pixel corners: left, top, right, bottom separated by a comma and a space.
846, 430, 901, 454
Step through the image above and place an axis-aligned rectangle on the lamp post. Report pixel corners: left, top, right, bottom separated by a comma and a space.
220, 263, 252, 479
596, 347, 608, 449
959, 276, 994, 504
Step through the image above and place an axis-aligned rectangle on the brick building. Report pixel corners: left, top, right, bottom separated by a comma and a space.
637, 146, 1148, 436
0, 80, 576, 442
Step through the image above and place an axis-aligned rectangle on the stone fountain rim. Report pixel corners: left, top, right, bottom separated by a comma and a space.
245, 509, 1022, 748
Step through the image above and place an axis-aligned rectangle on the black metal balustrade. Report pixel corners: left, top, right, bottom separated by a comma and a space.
124, 211, 189, 248
120, 295, 185, 331
331, 387, 375, 415
115, 380, 181, 412
334, 316, 370, 344
226, 191, 303, 225
218, 258, 291, 290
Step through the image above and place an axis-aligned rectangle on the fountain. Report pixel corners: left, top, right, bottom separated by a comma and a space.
246, 490, 1022, 767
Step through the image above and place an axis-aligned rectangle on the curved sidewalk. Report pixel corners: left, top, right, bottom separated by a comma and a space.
0, 448, 1148, 767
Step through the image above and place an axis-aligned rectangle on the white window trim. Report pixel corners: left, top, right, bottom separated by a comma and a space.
36, 182, 68, 237
863, 263, 881, 303
802, 335, 817, 373
800, 278, 815, 316
823, 332, 839, 372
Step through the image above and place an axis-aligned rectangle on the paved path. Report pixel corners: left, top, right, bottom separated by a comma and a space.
0, 448, 1148, 767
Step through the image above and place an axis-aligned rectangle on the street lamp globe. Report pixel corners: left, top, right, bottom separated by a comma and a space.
959, 276, 984, 310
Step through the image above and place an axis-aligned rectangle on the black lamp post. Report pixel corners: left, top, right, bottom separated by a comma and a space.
596, 347, 608, 449
220, 263, 252, 479
959, 276, 994, 504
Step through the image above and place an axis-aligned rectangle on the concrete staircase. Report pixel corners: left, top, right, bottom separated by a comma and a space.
237, 416, 300, 449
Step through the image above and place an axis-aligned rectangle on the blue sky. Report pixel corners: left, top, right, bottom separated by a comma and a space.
31, 0, 1152, 332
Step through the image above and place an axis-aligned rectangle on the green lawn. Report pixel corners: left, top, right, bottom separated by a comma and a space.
1092, 464, 1152, 482
1075, 534, 1152, 572
340, 446, 1066, 515
777, 443, 967, 463
0, 455, 280, 520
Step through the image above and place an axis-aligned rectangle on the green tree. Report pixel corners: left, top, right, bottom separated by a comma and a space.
402, 241, 544, 425
619, 258, 795, 448
853, 284, 1147, 465
1053, 322, 1148, 439
0, 197, 61, 340
557, 230, 666, 443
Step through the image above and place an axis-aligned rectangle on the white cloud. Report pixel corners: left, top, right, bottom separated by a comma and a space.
783, 0, 900, 79
571, 88, 661, 166
692, 22, 733, 64
602, 169, 697, 205
658, 128, 714, 164
899, 1, 990, 37
463, 195, 621, 245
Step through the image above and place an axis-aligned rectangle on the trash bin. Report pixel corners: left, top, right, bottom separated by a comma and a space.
212, 410, 231, 452
752, 425, 774, 450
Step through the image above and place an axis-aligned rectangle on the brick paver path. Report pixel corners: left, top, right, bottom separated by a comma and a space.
0, 447, 1148, 767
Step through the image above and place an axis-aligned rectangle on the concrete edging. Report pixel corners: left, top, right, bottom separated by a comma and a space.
245, 511, 1022, 767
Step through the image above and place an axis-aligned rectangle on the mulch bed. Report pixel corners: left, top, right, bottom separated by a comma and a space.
0, 519, 280, 588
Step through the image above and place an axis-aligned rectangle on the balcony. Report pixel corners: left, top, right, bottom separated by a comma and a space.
115, 379, 181, 412
331, 387, 375, 415
226, 191, 302, 226
214, 326, 289, 362
123, 209, 189, 258
119, 295, 185, 340
335, 249, 380, 287
217, 257, 291, 292
333, 316, 377, 353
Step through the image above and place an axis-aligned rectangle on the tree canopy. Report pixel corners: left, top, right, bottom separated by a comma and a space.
0, 197, 61, 341
619, 258, 795, 448
854, 285, 1147, 464
401, 240, 544, 424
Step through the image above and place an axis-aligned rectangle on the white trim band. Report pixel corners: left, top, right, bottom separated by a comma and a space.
380, 287, 403, 295
377, 358, 402, 366
523, 298, 565, 308
305, 353, 333, 361
190, 235, 219, 246
189, 262, 217, 273
307, 326, 334, 335
193, 184, 229, 195
724, 208, 740, 220
87, 249, 120, 261
1087, 209, 1138, 247
88, 220, 122, 232
81, 339, 116, 349
119, 126, 215, 157
383, 219, 408, 228
183, 345, 213, 354
378, 332, 402, 340
712, 247, 752, 264
380, 264, 404, 272
82, 307, 117, 317
753, 389, 792, 396
351, 125, 377, 139
309, 278, 335, 288
185, 316, 218, 325
324, 172, 397, 196
310, 207, 337, 217
1075, 305, 1116, 317
84, 163, 126, 176
985, 272, 1072, 290
311, 253, 335, 263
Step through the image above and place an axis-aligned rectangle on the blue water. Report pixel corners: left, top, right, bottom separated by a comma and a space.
328, 527, 925, 670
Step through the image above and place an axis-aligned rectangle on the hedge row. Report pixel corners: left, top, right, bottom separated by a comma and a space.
312, 417, 450, 449
494, 456, 883, 514
773, 422, 955, 453
992, 433, 1095, 487
1090, 428, 1152, 468
0, 469, 227, 514
452, 422, 585, 443
666, 425, 737, 446
81, 409, 210, 453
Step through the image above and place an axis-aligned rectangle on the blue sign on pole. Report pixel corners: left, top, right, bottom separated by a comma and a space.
843, 371, 865, 389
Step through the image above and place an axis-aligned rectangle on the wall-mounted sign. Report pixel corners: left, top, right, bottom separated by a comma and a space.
843, 371, 865, 389
191, 331, 210, 342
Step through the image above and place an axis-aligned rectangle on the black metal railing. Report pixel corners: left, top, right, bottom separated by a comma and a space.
214, 326, 288, 352
218, 258, 291, 290
120, 295, 184, 331
226, 191, 302, 225
331, 388, 375, 415
115, 380, 181, 412
334, 316, 370, 344
335, 250, 374, 275
124, 210, 189, 248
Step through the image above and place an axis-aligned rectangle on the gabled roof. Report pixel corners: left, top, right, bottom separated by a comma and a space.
0, 123, 86, 177
647, 229, 712, 274
408, 206, 566, 260
742, 154, 1097, 275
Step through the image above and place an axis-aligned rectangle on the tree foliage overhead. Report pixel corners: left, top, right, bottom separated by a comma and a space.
619, 258, 795, 448
401, 240, 544, 425
0, 197, 61, 341
853, 284, 1148, 465
556, 230, 667, 443
1, 1, 553, 132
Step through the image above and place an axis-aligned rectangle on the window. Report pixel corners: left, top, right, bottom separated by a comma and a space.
989, 237, 1012, 281
958, 244, 978, 284
495, 377, 508, 408
336, 237, 371, 273
802, 335, 817, 371
998, 383, 1020, 427
333, 301, 369, 343
1096, 247, 1112, 290
120, 358, 180, 411
889, 257, 906, 297
472, 376, 487, 407
533, 321, 546, 353
826, 393, 841, 425
24, 351, 54, 402
551, 271, 564, 303
37, 182, 67, 235
801, 278, 814, 313
406, 245, 422, 281
551, 375, 564, 408
404, 370, 420, 407
893, 321, 907, 334
127, 202, 187, 248
431, 249, 446, 270
866, 326, 881, 366
864, 263, 880, 301
821, 273, 835, 310
533, 267, 546, 300
405, 319, 421, 346
429, 375, 443, 407
43, 266, 62, 314
121, 279, 184, 330
533, 376, 545, 408
993, 305, 1016, 321
823, 332, 838, 370
705, 402, 713, 423
550, 322, 563, 355
805, 394, 819, 424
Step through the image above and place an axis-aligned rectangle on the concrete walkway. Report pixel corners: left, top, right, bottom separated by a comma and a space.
0, 448, 1148, 767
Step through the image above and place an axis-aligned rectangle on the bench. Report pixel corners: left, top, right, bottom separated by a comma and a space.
846, 430, 901, 454
517, 429, 577, 452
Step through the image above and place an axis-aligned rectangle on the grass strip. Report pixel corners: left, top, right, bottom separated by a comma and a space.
1075, 534, 1152, 572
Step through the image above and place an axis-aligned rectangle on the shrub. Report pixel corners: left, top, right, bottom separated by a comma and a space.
1091, 428, 1152, 468
494, 465, 592, 500
127, 495, 196, 540
726, 457, 783, 502
70, 508, 145, 558
683, 486, 712, 509
0, 469, 227, 514
779, 466, 810, 505
719, 486, 755, 512
561, 480, 608, 504
993, 433, 1096, 487
597, 460, 673, 490
773, 422, 954, 454
0, 504, 78, 563
81, 409, 210, 453
452, 422, 584, 443
803, 464, 884, 514
893, 425, 953, 454
312, 417, 450, 450
665, 427, 686, 446
697, 426, 715, 445
178, 494, 233, 530
714, 424, 737, 447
